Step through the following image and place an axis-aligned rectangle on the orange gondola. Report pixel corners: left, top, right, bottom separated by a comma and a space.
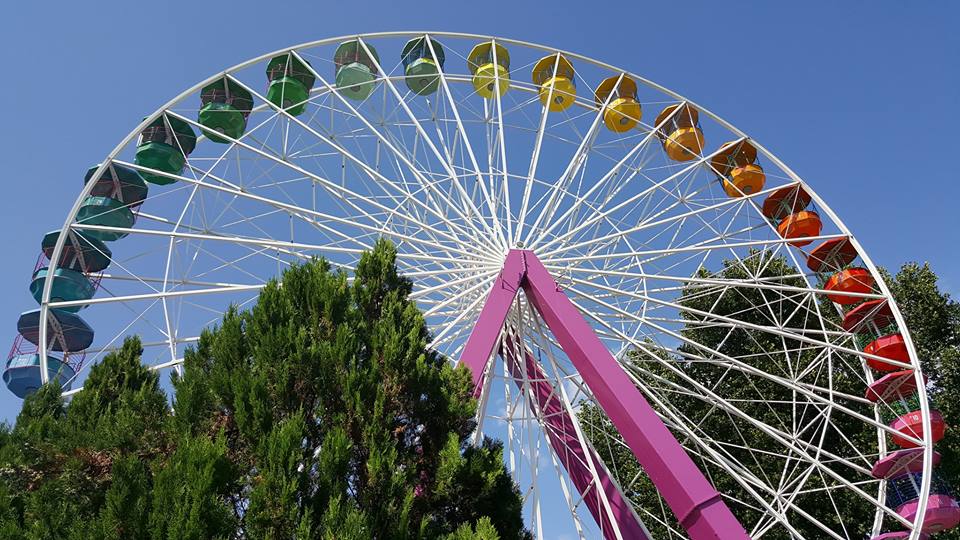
777, 210, 821, 247
824, 267, 874, 305
762, 184, 811, 221
711, 140, 765, 197
654, 104, 704, 162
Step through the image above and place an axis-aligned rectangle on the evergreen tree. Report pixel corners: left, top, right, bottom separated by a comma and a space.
0, 336, 173, 540
0, 240, 528, 539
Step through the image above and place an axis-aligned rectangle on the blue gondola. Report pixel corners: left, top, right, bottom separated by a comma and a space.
3, 353, 75, 399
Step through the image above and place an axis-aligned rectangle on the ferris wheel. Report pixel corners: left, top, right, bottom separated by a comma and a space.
6, 31, 959, 539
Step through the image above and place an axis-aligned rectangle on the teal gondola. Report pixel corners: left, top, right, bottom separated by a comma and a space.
29, 267, 95, 313
401, 36, 445, 96
75, 196, 135, 242
41, 230, 112, 273
17, 308, 94, 352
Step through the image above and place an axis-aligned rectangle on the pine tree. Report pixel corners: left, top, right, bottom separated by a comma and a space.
170, 238, 527, 538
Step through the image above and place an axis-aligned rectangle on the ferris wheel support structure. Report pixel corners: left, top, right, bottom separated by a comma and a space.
20, 31, 949, 540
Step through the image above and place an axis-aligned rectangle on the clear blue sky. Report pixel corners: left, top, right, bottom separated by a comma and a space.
0, 3, 957, 531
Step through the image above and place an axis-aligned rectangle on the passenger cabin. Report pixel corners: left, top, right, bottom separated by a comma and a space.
824, 267, 874, 305
866, 370, 945, 449
532, 53, 576, 112
134, 115, 197, 185
17, 308, 94, 353
761, 185, 821, 247
594, 75, 641, 133
401, 36, 445, 96
198, 78, 254, 143
75, 197, 135, 242
29, 267, 95, 313
85, 163, 148, 207
654, 104, 704, 162
334, 40, 380, 101
468, 41, 510, 99
41, 230, 111, 274
870, 450, 958, 537
710, 140, 765, 197
266, 53, 316, 116
3, 353, 75, 399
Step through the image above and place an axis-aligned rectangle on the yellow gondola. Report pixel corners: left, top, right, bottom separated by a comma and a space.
532, 54, 576, 112
654, 103, 704, 162
710, 140, 766, 197
468, 41, 510, 99
594, 75, 642, 133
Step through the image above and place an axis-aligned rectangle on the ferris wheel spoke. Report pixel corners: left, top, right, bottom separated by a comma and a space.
520, 78, 619, 247
285, 76, 497, 254
544, 264, 884, 304
423, 37, 507, 250
543, 233, 846, 268
563, 284, 915, 453
119, 159, 493, 265
533, 115, 733, 256
542, 178, 785, 262
351, 39, 505, 251
487, 42, 514, 246
163, 111, 483, 255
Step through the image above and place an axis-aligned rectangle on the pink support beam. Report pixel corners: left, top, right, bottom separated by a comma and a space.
456, 249, 749, 540
502, 340, 649, 539
459, 249, 527, 393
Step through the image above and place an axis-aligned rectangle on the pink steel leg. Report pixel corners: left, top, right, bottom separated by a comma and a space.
457, 250, 749, 539
502, 339, 649, 539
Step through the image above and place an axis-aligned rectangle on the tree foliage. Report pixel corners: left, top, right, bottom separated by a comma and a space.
582, 255, 960, 538
0, 240, 527, 539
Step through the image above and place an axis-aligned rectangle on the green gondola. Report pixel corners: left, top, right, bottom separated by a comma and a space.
198, 78, 254, 143
266, 54, 315, 116
75, 196, 134, 242
334, 40, 380, 101
135, 114, 197, 185
401, 36, 445, 96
